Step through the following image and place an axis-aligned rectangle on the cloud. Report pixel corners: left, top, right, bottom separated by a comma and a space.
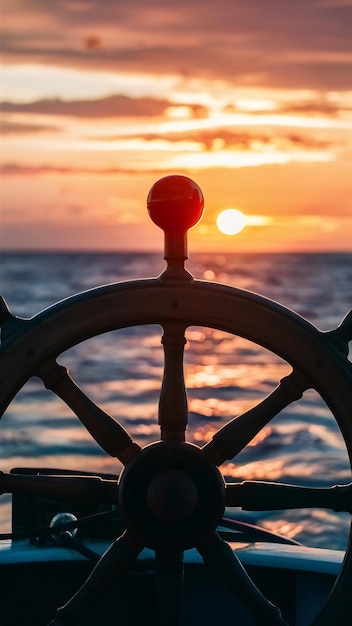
0, 94, 179, 118
227, 98, 352, 118
0, 120, 60, 135
0, 163, 171, 177
90, 127, 337, 153
2, 91, 347, 125
165, 130, 333, 151
2, 0, 352, 90
1, 94, 208, 120
84, 35, 103, 51
276, 99, 352, 117
0, 164, 78, 176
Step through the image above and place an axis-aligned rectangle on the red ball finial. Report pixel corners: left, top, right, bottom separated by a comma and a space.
147, 175, 204, 233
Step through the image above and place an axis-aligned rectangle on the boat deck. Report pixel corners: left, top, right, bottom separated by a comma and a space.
0, 539, 342, 626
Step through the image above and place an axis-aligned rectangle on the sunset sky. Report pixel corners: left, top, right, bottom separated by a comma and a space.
1, 0, 352, 252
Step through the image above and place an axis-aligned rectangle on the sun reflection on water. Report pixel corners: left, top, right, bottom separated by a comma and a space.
224, 459, 285, 482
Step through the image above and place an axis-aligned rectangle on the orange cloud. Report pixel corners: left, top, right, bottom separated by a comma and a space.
2, 1, 352, 89
1, 1, 351, 252
84, 35, 103, 51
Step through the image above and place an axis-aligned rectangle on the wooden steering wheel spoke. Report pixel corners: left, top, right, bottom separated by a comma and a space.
225, 480, 352, 513
203, 369, 308, 466
155, 548, 184, 626
0, 471, 118, 505
47, 530, 143, 626
38, 359, 141, 465
197, 532, 288, 625
158, 323, 188, 442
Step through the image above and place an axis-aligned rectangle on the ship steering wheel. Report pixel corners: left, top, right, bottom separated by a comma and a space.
0, 176, 351, 626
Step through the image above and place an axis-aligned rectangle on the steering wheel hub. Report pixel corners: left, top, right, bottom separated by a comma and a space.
147, 469, 198, 521
118, 442, 225, 550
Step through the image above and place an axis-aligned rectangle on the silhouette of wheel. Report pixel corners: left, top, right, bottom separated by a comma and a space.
0, 176, 351, 625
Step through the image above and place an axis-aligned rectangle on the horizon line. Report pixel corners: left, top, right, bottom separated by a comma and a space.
1, 247, 351, 255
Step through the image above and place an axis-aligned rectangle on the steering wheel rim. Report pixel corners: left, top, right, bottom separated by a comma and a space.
1, 278, 351, 409
1, 277, 352, 626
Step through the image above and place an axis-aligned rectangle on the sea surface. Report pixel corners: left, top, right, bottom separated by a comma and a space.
0, 251, 351, 550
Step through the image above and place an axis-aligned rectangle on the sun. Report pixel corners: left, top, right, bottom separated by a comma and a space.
216, 209, 246, 235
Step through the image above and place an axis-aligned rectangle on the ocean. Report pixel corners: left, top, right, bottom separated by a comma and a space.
0, 251, 351, 550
